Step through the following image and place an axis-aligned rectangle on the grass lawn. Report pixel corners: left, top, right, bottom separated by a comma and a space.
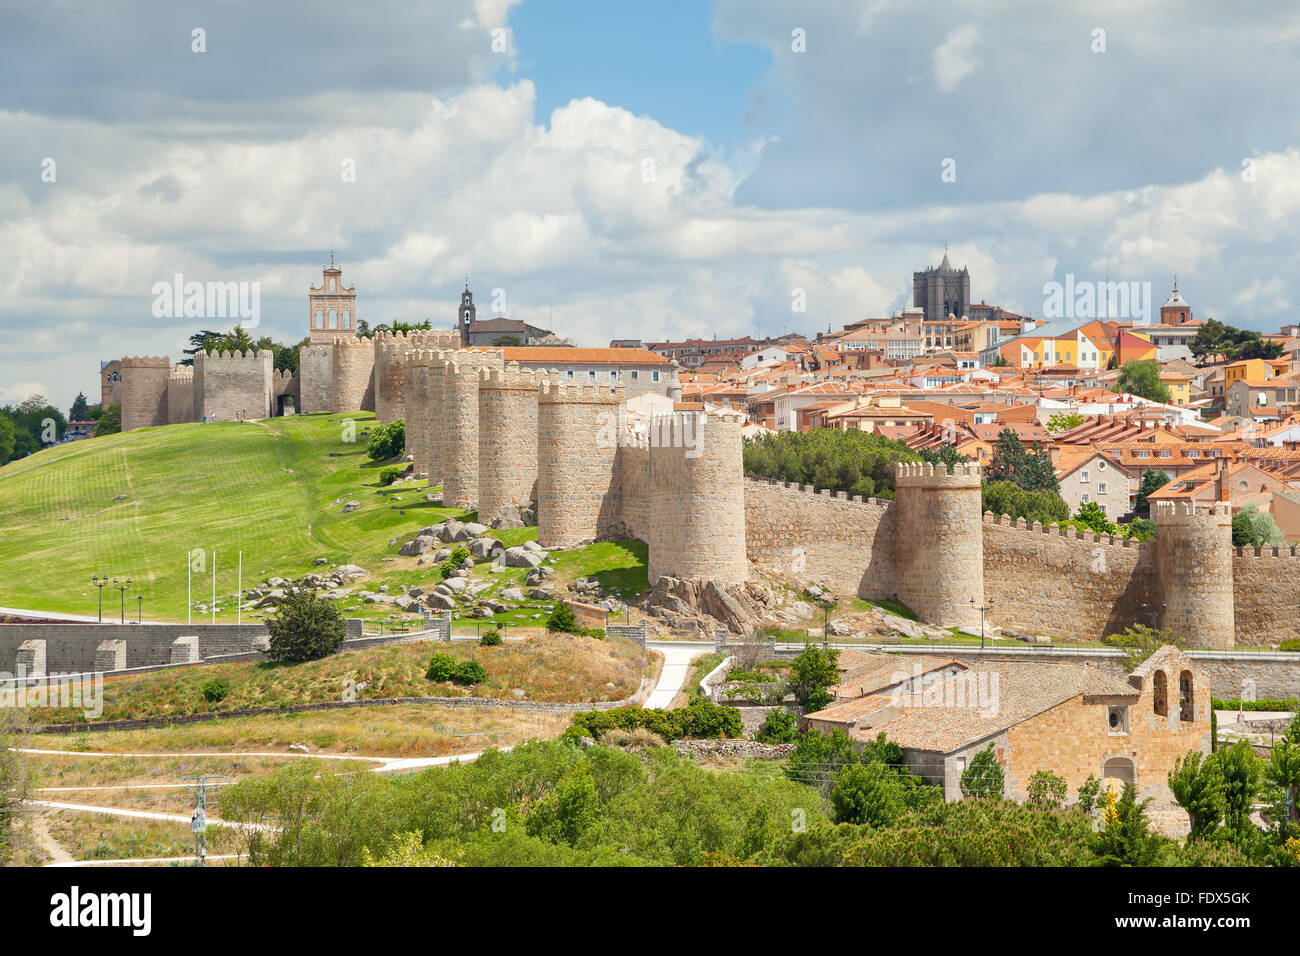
26, 634, 647, 723
0, 412, 650, 626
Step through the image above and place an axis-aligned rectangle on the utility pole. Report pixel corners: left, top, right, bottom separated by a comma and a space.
970, 596, 994, 650
182, 774, 226, 867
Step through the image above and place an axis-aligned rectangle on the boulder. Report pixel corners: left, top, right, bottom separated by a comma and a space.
500, 587, 527, 602
440, 576, 470, 594
398, 535, 437, 556
490, 506, 526, 530
433, 547, 452, 562
469, 537, 503, 560
342, 500, 361, 513
426, 593, 456, 610
503, 546, 544, 568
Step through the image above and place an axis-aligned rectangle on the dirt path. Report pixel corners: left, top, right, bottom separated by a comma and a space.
30, 812, 74, 864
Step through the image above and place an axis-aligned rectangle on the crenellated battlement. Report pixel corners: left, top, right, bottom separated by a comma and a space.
538, 377, 625, 404
120, 355, 172, 368
480, 362, 541, 391
895, 460, 982, 487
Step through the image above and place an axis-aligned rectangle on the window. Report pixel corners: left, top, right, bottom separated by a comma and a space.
1081, 494, 1089, 503
1098, 482, 1107, 494
1097, 460, 1106, 471
588, 370, 596, 380
631, 370, 638, 380
1180, 671, 1195, 722
610, 370, 618, 380
652, 371, 661, 382
1108, 705, 1130, 735
1081, 470, 1090, 483
566, 369, 575, 379
1153, 670, 1168, 716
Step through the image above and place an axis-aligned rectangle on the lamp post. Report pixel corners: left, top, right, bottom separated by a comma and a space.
92, 575, 108, 622
822, 596, 837, 650
114, 578, 131, 624
1141, 602, 1166, 630
970, 596, 994, 650
136, 594, 143, 624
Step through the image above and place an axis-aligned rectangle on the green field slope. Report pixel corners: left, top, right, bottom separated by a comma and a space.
0, 413, 469, 621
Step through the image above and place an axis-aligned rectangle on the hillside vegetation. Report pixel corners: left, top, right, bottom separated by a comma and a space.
0, 413, 648, 623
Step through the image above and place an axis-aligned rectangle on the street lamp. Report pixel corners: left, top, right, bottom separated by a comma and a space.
136, 594, 143, 624
92, 575, 108, 622
114, 578, 131, 624
821, 595, 837, 649
1140, 602, 1166, 630
970, 596, 994, 650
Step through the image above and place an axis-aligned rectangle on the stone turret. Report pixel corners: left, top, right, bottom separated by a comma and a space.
892, 461, 984, 628
644, 411, 748, 585
537, 377, 625, 549
1153, 501, 1235, 649
118, 356, 171, 431
330, 336, 376, 413
438, 349, 504, 510
477, 363, 540, 524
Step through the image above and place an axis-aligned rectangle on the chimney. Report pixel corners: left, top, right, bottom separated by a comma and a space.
1218, 458, 1230, 502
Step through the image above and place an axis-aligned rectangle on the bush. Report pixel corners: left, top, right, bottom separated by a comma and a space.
366, 419, 405, 460
755, 708, 798, 744
440, 546, 470, 580
1026, 770, 1068, 808
831, 762, 906, 828
1212, 697, 1298, 712
377, 465, 403, 486
567, 698, 742, 742
264, 590, 347, 663
201, 678, 231, 704
960, 744, 1005, 799
742, 428, 919, 498
479, 628, 503, 646
546, 603, 581, 635
425, 653, 487, 686
789, 645, 839, 713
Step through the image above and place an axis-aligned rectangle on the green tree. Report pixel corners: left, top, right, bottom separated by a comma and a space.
1072, 501, 1118, 535
1167, 750, 1226, 840
960, 745, 1004, 799
984, 428, 1059, 493
1263, 738, 1300, 841
493, 335, 524, 347
0, 412, 14, 463
264, 589, 347, 663
1103, 623, 1181, 669
1046, 411, 1085, 435
1026, 770, 1068, 808
784, 728, 860, 797
789, 644, 840, 713
755, 708, 798, 744
742, 429, 920, 498
1214, 740, 1262, 839
830, 762, 905, 827
1093, 782, 1162, 866
1113, 360, 1171, 403
1135, 468, 1169, 515
1231, 504, 1284, 548
981, 480, 1069, 525
1077, 775, 1102, 813
93, 403, 121, 437
366, 420, 405, 461
546, 602, 581, 635
525, 761, 599, 846
69, 392, 89, 420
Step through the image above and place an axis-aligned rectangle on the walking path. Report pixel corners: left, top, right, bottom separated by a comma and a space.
23, 638, 695, 863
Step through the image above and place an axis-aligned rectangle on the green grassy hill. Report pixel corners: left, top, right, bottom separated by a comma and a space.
0, 413, 647, 623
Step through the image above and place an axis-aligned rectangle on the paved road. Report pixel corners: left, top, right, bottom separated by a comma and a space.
643, 641, 714, 710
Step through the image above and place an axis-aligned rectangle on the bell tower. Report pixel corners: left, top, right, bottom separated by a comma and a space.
308, 252, 358, 343
458, 281, 476, 346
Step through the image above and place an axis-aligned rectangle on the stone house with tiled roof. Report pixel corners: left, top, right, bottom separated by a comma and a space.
802, 647, 1209, 823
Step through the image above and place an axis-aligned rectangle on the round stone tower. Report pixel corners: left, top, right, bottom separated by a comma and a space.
404, 349, 437, 482
441, 359, 482, 511
645, 411, 748, 585
373, 331, 419, 424
537, 377, 625, 550
477, 363, 540, 524
330, 336, 376, 412
119, 356, 171, 431
1153, 500, 1235, 649
892, 461, 985, 629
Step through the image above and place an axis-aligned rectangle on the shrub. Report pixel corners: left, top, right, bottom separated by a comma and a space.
755, 708, 798, 744
201, 678, 231, 704
546, 603, 581, 635
831, 762, 906, 828
439, 546, 470, 580
960, 744, 1004, 799
377, 465, 403, 486
479, 628, 503, 646
567, 698, 742, 742
600, 728, 666, 751
366, 419, 405, 460
1026, 770, 1068, 808
264, 590, 347, 663
788, 644, 839, 714
425, 653, 487, 686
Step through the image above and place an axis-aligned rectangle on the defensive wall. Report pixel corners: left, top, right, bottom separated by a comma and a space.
745, 471, 1297, 649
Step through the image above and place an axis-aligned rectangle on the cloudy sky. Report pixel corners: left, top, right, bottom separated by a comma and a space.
3, 0, 1300, 411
